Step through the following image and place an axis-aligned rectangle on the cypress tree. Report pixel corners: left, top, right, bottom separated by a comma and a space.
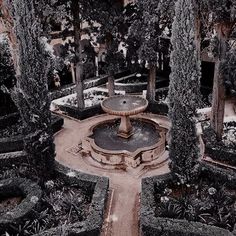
168, 0, 201, 183
9, 0, 55, 181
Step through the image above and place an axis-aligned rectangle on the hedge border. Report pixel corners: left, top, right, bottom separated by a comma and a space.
35, 161, 109, 236
0, 114, 64, 153
141, 162, 236, 236
147, 101, 169, 116
0, 178, 42, 231
58, 103, 104, 120
0, 151, 28, 168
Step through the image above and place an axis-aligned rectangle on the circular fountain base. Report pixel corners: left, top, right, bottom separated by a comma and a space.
82, 118, 167, 168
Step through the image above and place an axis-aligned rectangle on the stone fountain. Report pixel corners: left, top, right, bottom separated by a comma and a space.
82, 95, 169, 168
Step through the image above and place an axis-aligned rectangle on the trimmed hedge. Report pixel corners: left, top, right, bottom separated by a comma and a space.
58, 103, 104, 120
141, 162, 236, 236
0, 114, 64, 153
147, 101, 169, 116
0, 178, 42, 231
0, 151, 28, 168
0, 135, 24, 153
0, 112, 19, 129
35, 162, 109, 236
201, 122, 236, 166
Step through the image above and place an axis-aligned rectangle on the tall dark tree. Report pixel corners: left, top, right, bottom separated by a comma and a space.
88, 0, 125, 96
130, 0, 174, 102
8, 0, 55, 181
168, 0, 201, 183
201, 0, 236, 139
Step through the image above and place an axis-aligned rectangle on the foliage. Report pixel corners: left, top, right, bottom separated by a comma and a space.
222, 122, 236, 149
168, 0, 201, 183
90, 0, 126, 75
1, 180, 91, 236
155, 180, 236, 231
200, 0, 236, 23
8, 0, 55, 180
0, 35, 15, 89
221, 46, 236, 96
129, 0, 174, 64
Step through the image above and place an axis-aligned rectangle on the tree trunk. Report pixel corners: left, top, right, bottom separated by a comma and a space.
108, 74, 115, 96
146, 63, 156, 102
72, 0, 85, 110
76, 62, 85, 109
211, 22, 233, 139
71, 62, 76, 83
195, 17, 201, 61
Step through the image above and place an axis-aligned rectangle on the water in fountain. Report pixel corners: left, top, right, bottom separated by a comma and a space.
91, 119, 160, 152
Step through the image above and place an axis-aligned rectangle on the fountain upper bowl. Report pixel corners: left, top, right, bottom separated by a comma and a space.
101, 95, 148, 116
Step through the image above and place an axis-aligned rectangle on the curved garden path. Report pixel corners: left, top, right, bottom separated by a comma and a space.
54, 113, 170, 236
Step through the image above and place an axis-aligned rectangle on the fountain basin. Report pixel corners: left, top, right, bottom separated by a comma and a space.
82, 118, 167, 168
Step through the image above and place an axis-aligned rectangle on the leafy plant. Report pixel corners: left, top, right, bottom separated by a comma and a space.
155, 181, 236, 230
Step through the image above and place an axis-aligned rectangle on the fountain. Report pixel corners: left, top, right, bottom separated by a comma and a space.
82, 95, 169, 168
101, 95, 148, 138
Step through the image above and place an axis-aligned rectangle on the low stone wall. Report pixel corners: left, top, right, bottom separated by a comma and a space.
0, 178, 42, 231
140, 162, 236, 236
202, 122, 236, 166
35, 162, 109, 236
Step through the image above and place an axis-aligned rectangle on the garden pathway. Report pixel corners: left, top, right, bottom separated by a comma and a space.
54, 113, 170, 236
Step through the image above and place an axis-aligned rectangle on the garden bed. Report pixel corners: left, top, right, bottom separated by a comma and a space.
141, 162, 236, 236
202, 121, 236, 166
0, 162, 109, 235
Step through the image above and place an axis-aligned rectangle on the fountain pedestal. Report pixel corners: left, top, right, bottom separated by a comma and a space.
101, 95, 149, 139
118, 116, 133, 138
